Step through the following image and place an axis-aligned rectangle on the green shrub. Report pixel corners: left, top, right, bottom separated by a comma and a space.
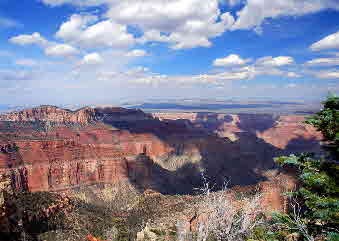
272, 95, 339, 241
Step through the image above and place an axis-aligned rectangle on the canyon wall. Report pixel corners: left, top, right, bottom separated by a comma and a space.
0, 106, 323, 196
0, 106, 171, 193
153, 112, 322, 150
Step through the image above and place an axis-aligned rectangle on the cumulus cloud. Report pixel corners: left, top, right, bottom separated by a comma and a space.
81, 52, 103, 65
286, 83, 297, 88
10, 32, 80, 58
97, 66, 168, 86
15, 59, 38, 67
62, 0, 231, 49
108, 0, 234, 49
256, 56, 294, 67
305, 56, 339, 66
314, 70, 339, 79
231, 0, 339, 32
56, 14, 135, 48
211, 55, 301, 82
213, 54, 250, 67
310, 31, 339, 51
9, 32, 48, 47
125, 49, 148, 57
116, 61, 299, 86
287, 72, 302, 78
41, 0, 339, 45
44, 44, 80, 57
56, 14, 98, 40
241, 65, 287, 78
97, 64, 252, 87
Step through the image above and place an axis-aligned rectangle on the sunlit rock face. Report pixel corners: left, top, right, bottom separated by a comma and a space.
0, 107, 322, 194
0, 106, 95, 124
0, 106, 170, 192
153, 112, 322, 150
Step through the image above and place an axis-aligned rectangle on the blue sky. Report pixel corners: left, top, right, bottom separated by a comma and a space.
0, 0, 339, 106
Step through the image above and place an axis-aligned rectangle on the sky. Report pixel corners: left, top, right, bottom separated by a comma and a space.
0, 0, 339, 106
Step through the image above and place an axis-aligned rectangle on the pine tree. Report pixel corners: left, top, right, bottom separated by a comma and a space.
273, 95, 339, 241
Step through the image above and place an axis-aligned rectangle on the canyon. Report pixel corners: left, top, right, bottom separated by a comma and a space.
0, 106, 323, 204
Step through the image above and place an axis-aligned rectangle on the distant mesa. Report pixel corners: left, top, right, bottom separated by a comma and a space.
129, 101, 308, 112
129, 103, 276, 110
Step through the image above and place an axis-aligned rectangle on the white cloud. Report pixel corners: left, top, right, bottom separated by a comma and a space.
10, 32, 81, 59
231, 0, 339, 32
213, 54, 250, 67
125, 49, 148, 57
122, 62, 298, 86
137, 30, 170, 44
81, 52, 103, 65
126, 66, 150, 76
314, 70, 339, 79
56, 15, 135, 48
44, 44, 79, 57
15, 59, 38, 67
105, 0, 234, 49
241, 65, 286, 78
310, 31, 339, 51
286, 83, 297, 88
95, 54, 299, 87
41, 0, 339, 47
56, 14, 98, 40
305, 57, 339, 66
287, 72, 302, 78
256, 56, 294, 66
9, 32, 48, 47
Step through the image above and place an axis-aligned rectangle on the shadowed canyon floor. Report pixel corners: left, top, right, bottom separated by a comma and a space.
0, 106, 321, 197
0, 106, 323, 195
0, 106, 322, 240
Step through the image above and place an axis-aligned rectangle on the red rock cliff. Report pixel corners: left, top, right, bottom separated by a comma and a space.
0, 106, 95, 124
0, 108, 323, 195
0, 106, 171, 192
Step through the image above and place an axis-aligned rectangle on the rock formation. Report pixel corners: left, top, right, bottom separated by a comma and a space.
0, 106, 322, 196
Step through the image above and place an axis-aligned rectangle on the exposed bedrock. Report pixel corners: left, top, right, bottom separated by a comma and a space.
0, 106, 323, 195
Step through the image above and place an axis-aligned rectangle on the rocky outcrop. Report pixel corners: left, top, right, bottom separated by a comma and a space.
0, 129, 170, 192
0, 106, 153, 125
0, 107, 322, 195
153, 112, 323, 150
0, 106, 95, 124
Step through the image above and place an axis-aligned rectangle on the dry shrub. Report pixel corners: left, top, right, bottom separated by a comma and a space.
177, 178, 263, 241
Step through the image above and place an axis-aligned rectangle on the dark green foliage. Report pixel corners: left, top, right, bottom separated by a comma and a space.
272, 95, 339, 240
111, 217, 132, 241
305, 94, 339, 159
247, 225, 286, 241
2, 191, 73, 241
274, 153, 339, 239
327, 232, 339, 241
124, 195, 162, 239
150, 228, 166, 236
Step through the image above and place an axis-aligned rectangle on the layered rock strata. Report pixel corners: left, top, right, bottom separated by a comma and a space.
0, 106, 322, 196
